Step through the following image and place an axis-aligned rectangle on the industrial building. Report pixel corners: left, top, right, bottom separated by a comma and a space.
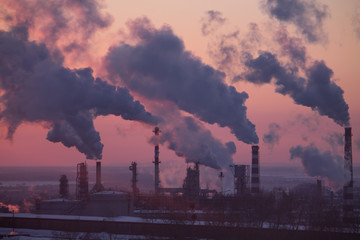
33, 126, 358, 229
36, 161, 133, 217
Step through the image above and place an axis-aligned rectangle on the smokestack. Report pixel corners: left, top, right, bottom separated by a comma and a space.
76, 162, 88, 200
129, 162, 139, 196
92, 161, 104, 192
96, 161, 101, 187
59, 174, 69, 199
153, 127, 161, 194
251, 145, 260, 193
343, 127, 354, 223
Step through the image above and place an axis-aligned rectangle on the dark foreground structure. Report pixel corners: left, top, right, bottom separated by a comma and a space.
0, 213, 359, 240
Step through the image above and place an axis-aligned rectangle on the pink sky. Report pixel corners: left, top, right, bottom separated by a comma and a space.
0, 0, 359, 178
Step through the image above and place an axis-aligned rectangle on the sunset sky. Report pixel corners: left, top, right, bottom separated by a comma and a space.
0, 0, 359, 188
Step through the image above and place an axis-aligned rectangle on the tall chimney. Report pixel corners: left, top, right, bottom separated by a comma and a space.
129, 162, 139, 195
153, 127, 161, 194
96, 161, 101, 187
59, 174, 69, 199
251, 145, 260, 193
92, 161, 104, 192
343, 127, 354, 223
76, 162, 88, 200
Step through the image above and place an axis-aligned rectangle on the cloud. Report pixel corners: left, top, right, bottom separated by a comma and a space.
262, 0, 329, 43
288, 114, 319, 132
290, 144, 345, 184
104, 17, 259, 144
0, 0, 112, 57
149, 106, 236, 170
275, 27, 307, 68
0, 28, 159, 160
263, 123, 281, 148
201, 10, 227, 36
322, 132, 344, 146
242, 51, 350, 126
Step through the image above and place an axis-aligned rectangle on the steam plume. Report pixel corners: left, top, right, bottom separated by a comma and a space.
105, 18, 258, 144
149, 106, 236, 170
263, 123, 281, 148
243, 52, 350, 126
290, 144, 345, 183
322, 132, 344, 146
0, 0, 112, 57
0, 28, 159, 159
201, 10, 227, 36
262, 0, 328, 43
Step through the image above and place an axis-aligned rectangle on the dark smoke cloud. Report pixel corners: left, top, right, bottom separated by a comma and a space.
290, 144, 345, 183
322, 132, 344, 146
288, 114, 319, 132
104, 18, 259, 144
149, 111, 236, 170
243, 52, 350, 126
263, 123, 281, 148
0, 28, 159, 160
201, 10, 227, 36
207, 23, 262, 82
0, 0, 112, 55
262, 0, 329, 43
226, 141, 237, 155
275, 27, 307, 68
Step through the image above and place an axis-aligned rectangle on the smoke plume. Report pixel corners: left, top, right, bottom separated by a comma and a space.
0, 28, 159, 160
288, 114, 319, 132
201, 10, 227, 36
0, 0, 112, 60
243, 52, 350, 126
322, 132, 344, 146
275, 27, 307, 68
104, 18, 259, 144
149, 107, 236, 170
262, 0, 329, 43
263, 123, 281, 148
290, 144, 345, 183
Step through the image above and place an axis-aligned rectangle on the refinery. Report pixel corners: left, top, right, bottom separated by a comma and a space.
0, 127, 359, 239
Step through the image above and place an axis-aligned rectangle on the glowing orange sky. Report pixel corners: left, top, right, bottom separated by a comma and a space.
0, 0, 359, 170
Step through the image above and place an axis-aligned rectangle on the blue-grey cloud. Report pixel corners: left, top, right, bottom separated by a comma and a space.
104, 18, 259, 144
0, 27, 158, 160
263, 123, 281, 148
201, 10, 227, 36
242, 51, 350, 126
322, 132, 344, 146
290, 144, 345, 183
0, 0, 112, 55
262, 0, 328, 43
149, 107, 236, 170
